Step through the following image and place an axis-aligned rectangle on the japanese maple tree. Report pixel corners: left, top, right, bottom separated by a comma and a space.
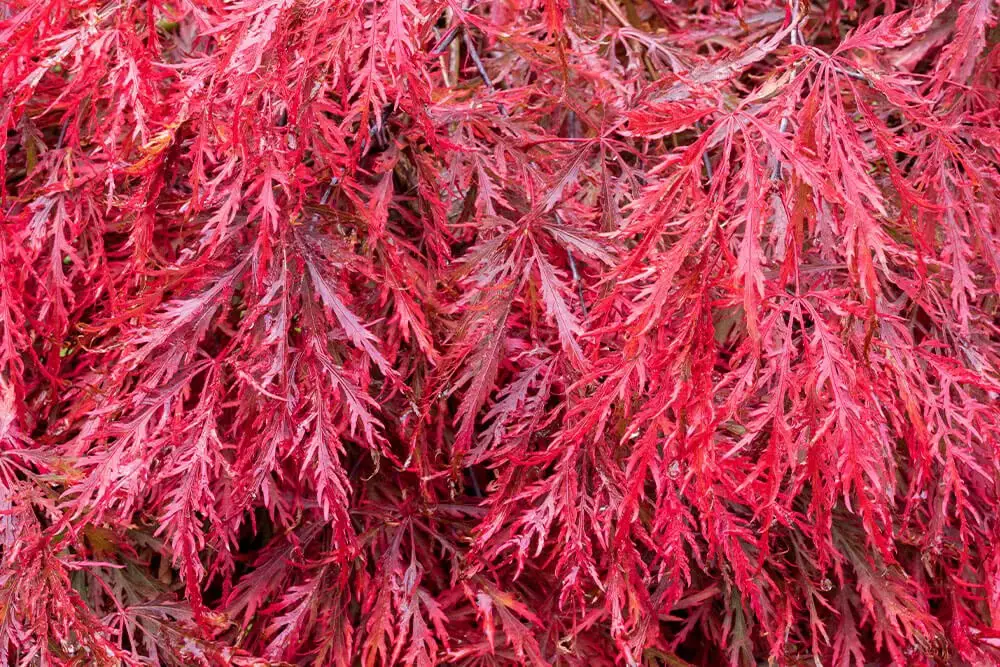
2, 0, 1000, 663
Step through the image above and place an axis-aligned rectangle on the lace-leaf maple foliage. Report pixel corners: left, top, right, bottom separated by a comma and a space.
2, 0, 1000, 664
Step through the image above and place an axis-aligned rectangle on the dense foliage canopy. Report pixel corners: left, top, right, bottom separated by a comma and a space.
2, 0, 1000, 663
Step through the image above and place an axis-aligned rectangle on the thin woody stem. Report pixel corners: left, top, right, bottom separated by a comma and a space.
463, 30, 507, 117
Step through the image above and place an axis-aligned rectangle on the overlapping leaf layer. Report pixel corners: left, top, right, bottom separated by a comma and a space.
2, 0, 1000, 663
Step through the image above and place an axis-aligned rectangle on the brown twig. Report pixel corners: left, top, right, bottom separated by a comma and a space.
463, 30, 507, 117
